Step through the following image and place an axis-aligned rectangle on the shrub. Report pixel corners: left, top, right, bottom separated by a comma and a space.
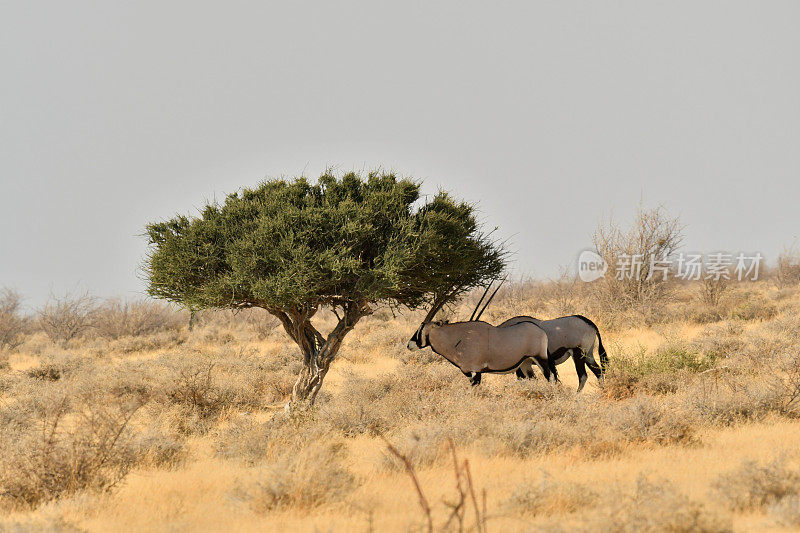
147, 350, 291, 425
699, 276, 729, 307
774, 244, 800, 288
689, 305, 726, 324
0, 388, 144, 509
684, 376, 785, 426
164, 361, 233, 419
132, 428, 187, 469
381, 424, 449, 470
769, 495, 800, 527
497, 418, 589, 457
319, 365, 461, 437
0, 288, 26, 351
772, 355, 800, 418
543, 269, 580, 316
647, 343, 715, 373
389, 341, 441, 365
729, 296, 777, 321
713, 457, 800, 511
215, 414, 327, 466
589, 477, 731, 533
26, 363, 64, 382
238, 441, 356, 512
25, 353, 86, 382
611, 397, 697, 445
215, 417, 276, 465
504, 471, 597, 516
101, 329, 187, 355
602, 343, 714, 399
690, 322, 745, 361
592, 204, 683, 311
321, 373, 398, 437
37, 291, 96, 346
324, 396, 391, 437
94, 299, 184, 339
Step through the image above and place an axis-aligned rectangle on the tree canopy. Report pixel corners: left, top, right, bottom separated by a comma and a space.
146, 171, 504, 314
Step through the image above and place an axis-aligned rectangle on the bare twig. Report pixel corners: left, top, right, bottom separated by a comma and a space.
380, 435, 433, 533
382, 435, 489, 533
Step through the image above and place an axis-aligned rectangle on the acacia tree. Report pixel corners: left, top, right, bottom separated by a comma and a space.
145, 171, 504, 406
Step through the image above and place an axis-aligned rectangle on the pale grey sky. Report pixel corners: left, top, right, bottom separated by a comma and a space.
1, 1, 798, 307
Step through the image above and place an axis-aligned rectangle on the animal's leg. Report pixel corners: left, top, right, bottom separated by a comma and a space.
547, 355, 561, 383
523, 358, 537, 379
573, 349, 588, 392
533, 356, 553, 381
584, 344, 603, 381
462, 370, 482, 386
517, 359, 537, 380
462, 371, 482, 386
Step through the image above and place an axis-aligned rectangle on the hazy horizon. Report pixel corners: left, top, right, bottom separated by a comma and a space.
2, 1, 798, 308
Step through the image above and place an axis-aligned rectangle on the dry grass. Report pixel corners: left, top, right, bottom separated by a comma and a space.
769, 495, 800, 527
503, 471, 597, 516
236, 441, 356, 512
774, 244, 800, 289
0, 385, 144, 509
1, 280, 799, 531
588, 477, 732, 533
713, 456, 800, 511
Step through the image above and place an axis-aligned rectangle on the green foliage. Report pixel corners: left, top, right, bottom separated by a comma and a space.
613, 343, 716, 377
145, 171, 505, 314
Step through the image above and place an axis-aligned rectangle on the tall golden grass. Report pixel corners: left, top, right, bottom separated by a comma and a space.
1, 277, 799, 531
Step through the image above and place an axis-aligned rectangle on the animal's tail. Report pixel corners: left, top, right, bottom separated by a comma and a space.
596, 331, 609, 374
572, 314, 609, 375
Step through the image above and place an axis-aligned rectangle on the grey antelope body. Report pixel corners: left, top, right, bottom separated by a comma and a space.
407, 320, 551, 385
499, 315, 608, 392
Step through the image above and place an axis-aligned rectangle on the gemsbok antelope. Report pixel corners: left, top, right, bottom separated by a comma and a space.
406, 290, 552, 386
499, 315, 609, 392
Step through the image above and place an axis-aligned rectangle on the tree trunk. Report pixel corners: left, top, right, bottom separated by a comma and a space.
272, 300, 368, 409
291, 350, 331, 406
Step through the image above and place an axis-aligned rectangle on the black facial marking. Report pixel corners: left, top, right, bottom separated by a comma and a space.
409, 324, 423, 347
409, 323, 430, 349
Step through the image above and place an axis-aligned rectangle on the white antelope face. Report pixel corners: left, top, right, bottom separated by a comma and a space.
407, 321, 448, 350
406, 323, 428, 350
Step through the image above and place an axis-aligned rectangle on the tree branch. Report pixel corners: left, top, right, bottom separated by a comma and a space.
318, 300, 369, 366
267, 308, 298, 344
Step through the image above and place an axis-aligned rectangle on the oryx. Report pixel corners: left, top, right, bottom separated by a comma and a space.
499, 315, 608, 392
406, 290, 552, 386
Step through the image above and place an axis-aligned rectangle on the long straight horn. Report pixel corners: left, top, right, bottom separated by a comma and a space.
474, 276, 507, 321
469, 280, 494, 321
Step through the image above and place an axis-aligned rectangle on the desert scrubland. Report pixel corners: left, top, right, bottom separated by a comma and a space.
2, 268, 800, 532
